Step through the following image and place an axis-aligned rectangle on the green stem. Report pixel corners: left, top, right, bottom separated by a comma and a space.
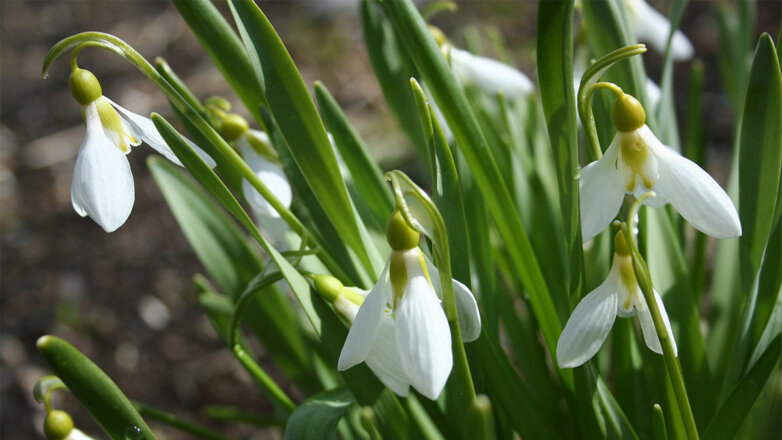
228, 271, 296, 414
45, 33, 345, 280
623, 197, 699, 440
132, 401, 231, 440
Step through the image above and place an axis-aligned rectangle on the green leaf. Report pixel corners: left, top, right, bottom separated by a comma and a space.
382, 0, 567, 381
315, 82, 394, 225
227, 0, 377, 278
360, 0, 428, 162
702, 334, 782, 440
536, 0, 582, 305
173, 0, 267, 125
655, 0, 688, 150
285, 387, 354, 440
36, 335, 154, 440
738, 33, 782, 294
148, 156, 317, 391
473, 332, 560, 439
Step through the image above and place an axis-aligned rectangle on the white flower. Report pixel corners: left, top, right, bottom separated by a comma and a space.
557, 231, 676, 368
448, 47, 534, 99
337, 212, 481, 400
234, 129, 292, 219
580, 93, 741, 241
626, 0, 694, 61
69, 68, 215, 232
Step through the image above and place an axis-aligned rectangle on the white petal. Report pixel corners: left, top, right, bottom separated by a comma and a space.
338, 263, 390, 370
364, 314, 411, 396
642, 128, 741, 238
106, 98, 216, 168
556, 278, 619, 368
637, 290, 677, 356
238, 136, 292, 219
71, 103, 135, 233
66, 428, 95, 440
630, 0, 694, 61
580, 138, 626, 241
423, 255, 481, 342
450, 47, 533, 99
395, 272, 452, 400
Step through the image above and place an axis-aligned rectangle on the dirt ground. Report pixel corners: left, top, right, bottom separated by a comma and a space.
1, 1, 779, 439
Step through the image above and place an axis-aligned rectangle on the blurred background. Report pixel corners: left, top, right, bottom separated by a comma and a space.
1, 1, 780, 438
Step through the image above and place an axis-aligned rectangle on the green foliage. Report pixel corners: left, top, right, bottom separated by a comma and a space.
37, 1, 782, 439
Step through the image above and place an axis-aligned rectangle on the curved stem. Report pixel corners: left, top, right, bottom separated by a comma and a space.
576, 44, 647, 163
46, 33, 345, 280
623, 197, 699, 440
228, 270, 295, 414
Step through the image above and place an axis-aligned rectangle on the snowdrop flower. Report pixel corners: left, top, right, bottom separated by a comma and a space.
625, 0, 694, 61
217, 113, 292, 220
447, 45, 534, 99
430, 25, 533, 100
337, 211, 481, 399
557, 230, 676, 368
579, 92, 741, 241
68, 68, 215, 232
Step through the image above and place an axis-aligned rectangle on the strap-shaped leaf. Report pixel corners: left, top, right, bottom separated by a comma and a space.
739, 33, 782, 293
227, 0, 376, 278
537, 0, 582, 306
284, 387, 353, 440
315, 82, 393, 226
703, 334, 782, 440
360, 0, 428, 162
173, 0, 267, 125
37, 336, 154, 440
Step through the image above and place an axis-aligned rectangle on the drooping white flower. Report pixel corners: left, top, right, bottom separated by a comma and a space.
215, 112, 292, 221
557, 230, 676, 368
235, 130, 292, 219
625, 0, 694, 61
68, 68, 215, 232
448, 46, 534, 99
580, 93, 741, 241
337, 211, 481, 400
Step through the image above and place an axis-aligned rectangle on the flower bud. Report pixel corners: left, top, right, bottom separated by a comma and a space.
69, 68, 102, 105
312, 274, 343, 302
43, 410, 73, 440
220, 113, 249, 142
611, 93, 646, 132
386, 211, 420, 251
